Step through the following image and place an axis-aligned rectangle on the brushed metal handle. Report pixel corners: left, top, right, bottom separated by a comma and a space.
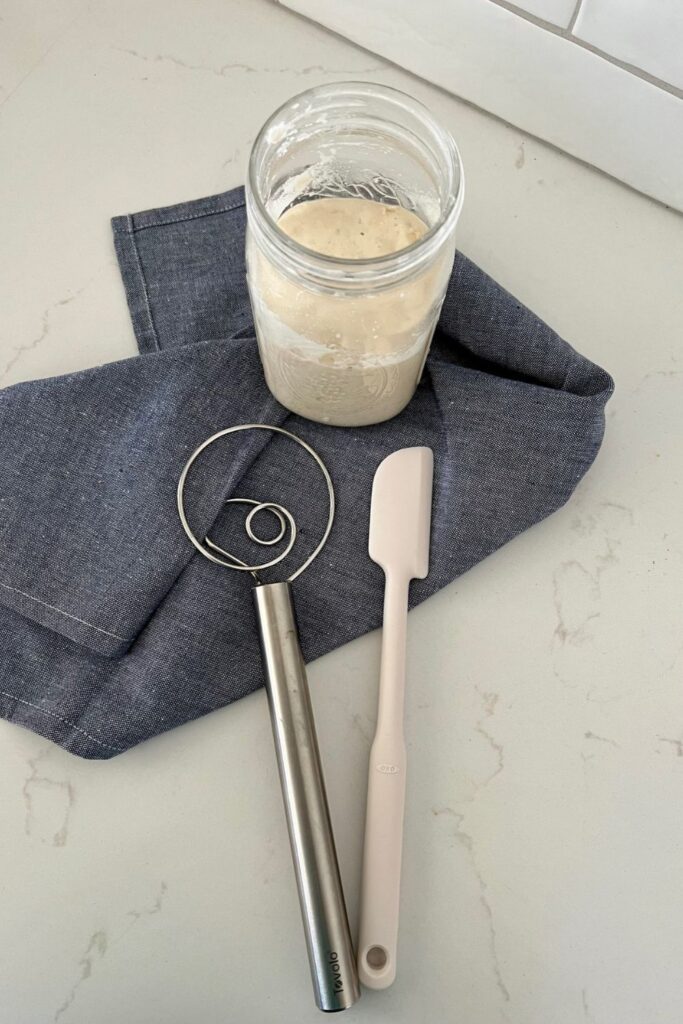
253, 581, 360, 1012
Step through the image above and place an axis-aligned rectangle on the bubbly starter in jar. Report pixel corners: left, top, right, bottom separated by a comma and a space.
247, 197, 451, 427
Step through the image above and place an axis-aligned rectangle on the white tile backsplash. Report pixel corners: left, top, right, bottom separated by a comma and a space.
498, 0, 577, 28
574, 0, 683, 91
281, 0, 683, 210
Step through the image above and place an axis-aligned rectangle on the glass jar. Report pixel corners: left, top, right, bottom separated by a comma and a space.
245, 82, 464, 427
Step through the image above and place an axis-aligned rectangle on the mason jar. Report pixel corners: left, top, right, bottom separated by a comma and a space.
245, 82, 464, 427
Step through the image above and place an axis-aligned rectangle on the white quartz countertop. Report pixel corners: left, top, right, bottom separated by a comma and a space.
1, 2, 682, 1022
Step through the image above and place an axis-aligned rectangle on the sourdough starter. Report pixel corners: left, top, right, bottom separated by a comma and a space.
247, 197, 451, 426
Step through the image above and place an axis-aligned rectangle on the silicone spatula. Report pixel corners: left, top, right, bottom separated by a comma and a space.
358, 446, 434, 989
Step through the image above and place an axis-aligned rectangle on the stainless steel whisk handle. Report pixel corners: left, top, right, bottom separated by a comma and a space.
253, 582, 360, 1013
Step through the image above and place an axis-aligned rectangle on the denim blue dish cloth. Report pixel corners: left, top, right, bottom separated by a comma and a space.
0, 187, 613, 759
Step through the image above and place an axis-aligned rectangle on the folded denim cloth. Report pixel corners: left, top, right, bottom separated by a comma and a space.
0, 187, 613, 758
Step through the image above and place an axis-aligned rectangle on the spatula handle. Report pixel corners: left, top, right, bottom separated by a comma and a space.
357, 572, 410, 989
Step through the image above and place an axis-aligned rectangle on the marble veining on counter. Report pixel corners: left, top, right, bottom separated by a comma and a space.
1, 1, 682, 1022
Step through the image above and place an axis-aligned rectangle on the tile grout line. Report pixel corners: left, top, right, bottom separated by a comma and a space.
486, 0, 683, 98
566, 0, 584, 34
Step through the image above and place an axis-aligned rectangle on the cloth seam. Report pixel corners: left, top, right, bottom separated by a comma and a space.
130, 199, 245, 233
0, 580, 132, 641
127, 214, 161, 352
558, 351, 575, 392
0, 690, 124, 752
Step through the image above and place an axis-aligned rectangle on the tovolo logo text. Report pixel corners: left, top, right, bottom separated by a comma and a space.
328, 951, 344, 993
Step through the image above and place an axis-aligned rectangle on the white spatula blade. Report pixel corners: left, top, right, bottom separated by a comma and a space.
368, 447, 434, 579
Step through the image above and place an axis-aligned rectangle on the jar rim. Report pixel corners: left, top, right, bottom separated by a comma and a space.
246, 81, 464, 286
